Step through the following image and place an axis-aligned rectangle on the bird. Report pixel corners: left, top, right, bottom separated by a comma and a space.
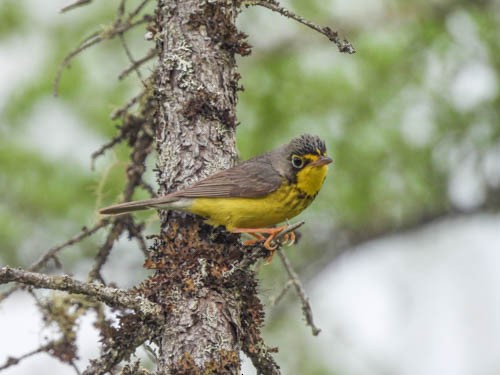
99, 134, 332, 250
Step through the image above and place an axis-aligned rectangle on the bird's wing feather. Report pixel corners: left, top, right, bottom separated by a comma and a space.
169, 155, 282, 199
99, 196, 178, 214
99, 154, 283, 215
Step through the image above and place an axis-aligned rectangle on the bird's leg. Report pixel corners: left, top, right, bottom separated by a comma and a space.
241, 232, 266, 246
232, 226, 290, 250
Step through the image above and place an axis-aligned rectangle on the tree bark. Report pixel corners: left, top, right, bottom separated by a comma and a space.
147, 1, 275, 374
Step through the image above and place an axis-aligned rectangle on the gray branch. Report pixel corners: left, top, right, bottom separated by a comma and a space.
248, 0, 356, 54
0, 267, 162, 320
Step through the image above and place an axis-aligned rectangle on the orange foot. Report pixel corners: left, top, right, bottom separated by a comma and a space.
231, 225, 296, 251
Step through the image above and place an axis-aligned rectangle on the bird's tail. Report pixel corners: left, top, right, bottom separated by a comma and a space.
99, 196, 184, 215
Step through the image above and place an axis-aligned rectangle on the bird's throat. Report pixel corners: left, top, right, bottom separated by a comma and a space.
295, 164, 329, 197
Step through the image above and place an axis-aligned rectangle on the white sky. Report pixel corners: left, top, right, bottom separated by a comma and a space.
309, 214, 500, 375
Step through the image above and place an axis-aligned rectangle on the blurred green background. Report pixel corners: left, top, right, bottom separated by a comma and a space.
1, 0, 499, 374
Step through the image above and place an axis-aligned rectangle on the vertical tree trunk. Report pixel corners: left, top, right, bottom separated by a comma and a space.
155, 0, 239, 190
149, 1, 273, 374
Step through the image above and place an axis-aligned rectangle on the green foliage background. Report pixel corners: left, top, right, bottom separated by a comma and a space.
1, 0, 498, 373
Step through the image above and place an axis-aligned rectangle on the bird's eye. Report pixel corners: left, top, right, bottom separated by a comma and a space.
291, 155, 304, 169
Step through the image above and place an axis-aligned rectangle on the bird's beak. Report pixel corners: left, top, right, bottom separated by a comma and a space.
309, 155, 333, 167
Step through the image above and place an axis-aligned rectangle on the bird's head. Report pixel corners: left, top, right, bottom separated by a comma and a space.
275, 134, 332, 196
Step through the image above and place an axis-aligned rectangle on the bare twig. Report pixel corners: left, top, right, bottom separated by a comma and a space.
243, 343, 280, 375
60, 0, 93, 13
91, 135, 124, 170
0, 266, 162, 319
90, 94, 155, 281
111, 90, 145, 120
119, 34, 143, 83
54, 17, 150, 96
71, 362, 82, 375
53, 32, 103, 96
117, 0, 126, 19
134, 233, 150, 257
118, 47, 157, 81
269, 279, 293, 306
82, 320, 156, 375
0, 344, 52, 370
31, 221, 110, 273
88, 219, 127, 282
93, 107, 152, 168
272, 220, 304, 246
248, 0, 356, 54
0, 221, 110, 302
276, 250, 321, 336
236, 221, 306, 269
125, 220, 149, 257
129, 0, 152, 19
59, 0, 154, 93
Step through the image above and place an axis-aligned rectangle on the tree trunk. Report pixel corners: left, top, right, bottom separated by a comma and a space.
148, 1, 276, 373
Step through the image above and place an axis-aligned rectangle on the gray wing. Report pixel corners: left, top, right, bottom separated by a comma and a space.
99, 153, 283, 215
169, 153, 283, 199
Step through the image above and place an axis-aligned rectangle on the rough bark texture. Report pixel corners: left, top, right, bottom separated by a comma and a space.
155, 0, 239, 192
145, 1, 276, 374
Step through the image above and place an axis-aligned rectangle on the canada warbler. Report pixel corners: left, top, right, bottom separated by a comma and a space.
99, 134, 332, 249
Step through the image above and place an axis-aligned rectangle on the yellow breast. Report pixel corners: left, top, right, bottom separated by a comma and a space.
295, 163, 329, 197
189, 164, 329, 230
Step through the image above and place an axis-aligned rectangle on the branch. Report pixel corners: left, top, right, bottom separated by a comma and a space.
90, 123, 154, 281
60, 0, 93, 13
92, 104, 151, 167
88, 219, 128, 281
276, 250, 321, 336
82, 320, 156, 375
110, 90, 145, 120
272, 220, 304, 247
0, 340, 82, 374
244, 345, 280, 375
32, 221, 110, 273
90, 136, 124, 170
269, 279, 293, 306
129, 0, 152, 19
0, 220, 110, 302
0, 267, 162, 320
0, 343, 52, 371
118, 46, 157, 81
53, 31, 103, 96
126, 221, 150, 257
53, 16, 150, 96
248, 0, 356, 54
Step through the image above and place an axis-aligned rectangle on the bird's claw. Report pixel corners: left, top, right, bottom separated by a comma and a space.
234, 224, 299, 262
